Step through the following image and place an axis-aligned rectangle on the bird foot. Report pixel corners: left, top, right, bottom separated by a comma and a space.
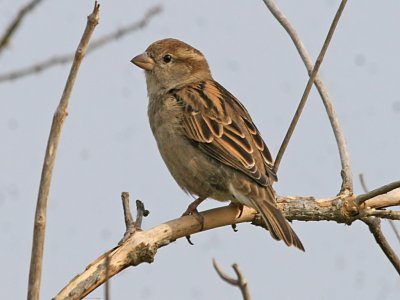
229, 202, 244, 218
182, 208, 205, 245
182, 197, 206, 245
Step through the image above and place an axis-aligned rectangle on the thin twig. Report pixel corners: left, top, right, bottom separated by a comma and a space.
135, 199, 149, 228
356, 180, 400, 206
0, 5, 162, 83
359, 174, 369, 193
362, 209, 400, 220
363, 217, 400, 275
264, 0, 353, 193
27, 3, 100, 300
272, 0, 348, 173
122, 192, 134, 230
119, 194, 148, 245
359, 174, 400, 244
0, 0, 43, 55
212, 258, 252, 300
121, 193, 148, 230
359, 175, 400, 274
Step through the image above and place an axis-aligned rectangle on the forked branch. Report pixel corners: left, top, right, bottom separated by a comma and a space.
358, 174, 400, 275
213, 258, 251, 300
263, 0, 353, 193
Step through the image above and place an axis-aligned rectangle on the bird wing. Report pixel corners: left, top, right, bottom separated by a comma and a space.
172, 80, 277, 186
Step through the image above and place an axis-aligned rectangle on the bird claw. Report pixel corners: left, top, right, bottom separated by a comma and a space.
185, 235, 194, 245
231, 223, 238, 232
229, 202, 244, 218
182, 198, 206, 245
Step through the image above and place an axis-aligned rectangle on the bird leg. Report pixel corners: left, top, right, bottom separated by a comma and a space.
182, 197, 206, 245
182, 197, 206, 228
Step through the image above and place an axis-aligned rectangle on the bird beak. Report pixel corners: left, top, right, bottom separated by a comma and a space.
130, 52, 154, 71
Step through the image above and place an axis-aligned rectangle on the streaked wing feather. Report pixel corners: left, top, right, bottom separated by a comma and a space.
173, 80, 274, 186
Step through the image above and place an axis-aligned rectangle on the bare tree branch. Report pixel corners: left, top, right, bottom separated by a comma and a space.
54, 184, 400, 299
359, 174, 400, 274
361, 209, 400, 220
122, 192, 134, 229
135, 199, 149, 227
119, 193, 148, 245
27, 3, 100, 300
363, 217, 400, 275
360, 174, 400, 244
0, 5, 162, 83
0, 0, 43, 55
263, 0, 353, 193
213, 258, 251, 300
362, 188, 400, 209
356, 180, 400, 206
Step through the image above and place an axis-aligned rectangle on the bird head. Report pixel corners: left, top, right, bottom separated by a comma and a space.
131, 38, 212, 94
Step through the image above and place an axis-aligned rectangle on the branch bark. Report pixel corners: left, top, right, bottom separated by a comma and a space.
263, 0, 353, 193
54, 186, 400, 300
27, 3, 100, 300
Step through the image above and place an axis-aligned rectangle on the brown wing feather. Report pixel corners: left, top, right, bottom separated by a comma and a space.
173, 80, 276, 186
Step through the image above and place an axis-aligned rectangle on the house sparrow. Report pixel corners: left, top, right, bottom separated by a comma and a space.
131, 38, 304, 251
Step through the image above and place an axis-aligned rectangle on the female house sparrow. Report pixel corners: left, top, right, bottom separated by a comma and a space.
131, 38, 304, 251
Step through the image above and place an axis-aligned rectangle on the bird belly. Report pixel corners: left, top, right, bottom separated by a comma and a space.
152, 127, 232, 202
149, 97, 234, 203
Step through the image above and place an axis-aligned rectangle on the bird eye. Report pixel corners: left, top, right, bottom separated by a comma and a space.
163, 54, 172, 63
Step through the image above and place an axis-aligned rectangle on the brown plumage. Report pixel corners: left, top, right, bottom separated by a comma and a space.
131, 38, 304, 251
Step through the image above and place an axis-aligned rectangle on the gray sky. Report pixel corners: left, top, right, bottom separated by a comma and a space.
1, 0, 399, 299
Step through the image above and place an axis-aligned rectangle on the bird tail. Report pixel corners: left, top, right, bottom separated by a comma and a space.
248, 196, 305, 251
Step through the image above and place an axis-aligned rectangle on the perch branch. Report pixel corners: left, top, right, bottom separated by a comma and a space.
0, 0, 43, 55
0, 5, 162, 83
54, 184, 400, 299
363, 217, 400, 275
263, 0, 353, 193
213, 258, 251, 300
27, 3, 100, 300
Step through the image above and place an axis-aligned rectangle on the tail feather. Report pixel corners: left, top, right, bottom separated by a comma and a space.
249, 197, 305, 251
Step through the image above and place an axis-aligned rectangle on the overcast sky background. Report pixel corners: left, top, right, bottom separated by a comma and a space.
1, 0, 399, 299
